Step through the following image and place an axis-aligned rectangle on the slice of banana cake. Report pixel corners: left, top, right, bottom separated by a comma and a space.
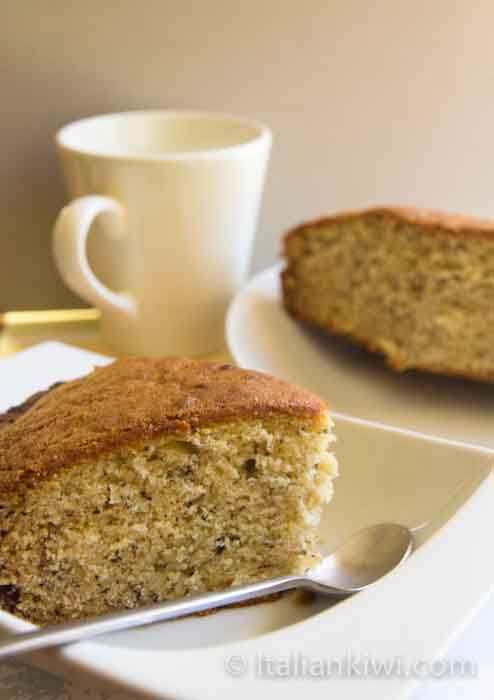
282, 206, 494, 381
0, 357, 337, 624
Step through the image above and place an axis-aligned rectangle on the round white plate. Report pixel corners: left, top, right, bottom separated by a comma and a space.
227, 264, 494, 449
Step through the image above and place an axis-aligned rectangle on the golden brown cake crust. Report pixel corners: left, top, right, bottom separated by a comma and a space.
0, 357, 326, 494
283, 205, 494, 244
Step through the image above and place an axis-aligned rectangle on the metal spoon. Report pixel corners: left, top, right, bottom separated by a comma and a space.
0, 522, 412, 659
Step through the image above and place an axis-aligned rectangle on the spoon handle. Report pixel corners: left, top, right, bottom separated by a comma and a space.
0, 575, 307, 660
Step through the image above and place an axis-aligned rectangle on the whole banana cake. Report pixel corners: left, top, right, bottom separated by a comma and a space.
0, 357, 337, 624
282, 206, 494, 381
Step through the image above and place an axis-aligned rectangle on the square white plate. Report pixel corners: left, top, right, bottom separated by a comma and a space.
0, 342, 492, 700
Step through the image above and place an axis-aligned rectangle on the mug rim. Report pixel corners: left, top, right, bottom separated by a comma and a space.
56, 109, 272, 163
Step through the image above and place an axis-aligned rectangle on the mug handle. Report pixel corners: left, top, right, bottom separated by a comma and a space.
52, 195, 136, 315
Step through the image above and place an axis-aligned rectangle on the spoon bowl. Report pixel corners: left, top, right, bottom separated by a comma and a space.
311, 523, 413, 593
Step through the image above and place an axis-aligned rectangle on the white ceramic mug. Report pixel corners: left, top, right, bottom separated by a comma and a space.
53, 110, 271, 355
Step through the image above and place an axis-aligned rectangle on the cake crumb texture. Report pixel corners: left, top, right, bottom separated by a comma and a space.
282, 206, 494, 381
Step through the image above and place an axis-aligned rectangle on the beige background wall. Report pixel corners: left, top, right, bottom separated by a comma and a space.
2, 0, 494, 310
